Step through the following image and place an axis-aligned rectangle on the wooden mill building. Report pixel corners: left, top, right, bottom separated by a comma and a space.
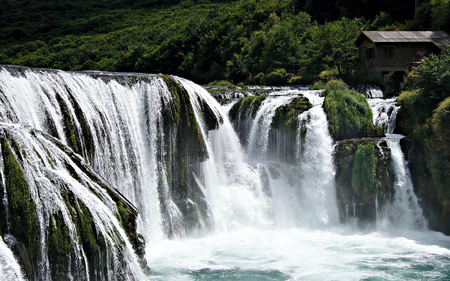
354, 31, 450, 89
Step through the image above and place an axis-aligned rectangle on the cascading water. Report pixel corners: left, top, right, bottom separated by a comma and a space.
0, 235, 25, 281
368, 97, 426, 229
0, 66, 449, 280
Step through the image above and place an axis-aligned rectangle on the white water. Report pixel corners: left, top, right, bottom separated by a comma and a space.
358, 85, 384, 98
384, 134, 426, 229
368, 97, 400, 134
0, 236, 25, 281
145, 89, 447, 280
0, 67, 449, 280
367, 97, 426, 230
0, 123, 146, 280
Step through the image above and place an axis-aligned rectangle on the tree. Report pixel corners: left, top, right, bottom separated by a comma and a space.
300, 17, 366, 76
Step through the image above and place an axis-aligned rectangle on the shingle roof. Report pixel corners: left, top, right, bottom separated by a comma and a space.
355, 31, 450, 50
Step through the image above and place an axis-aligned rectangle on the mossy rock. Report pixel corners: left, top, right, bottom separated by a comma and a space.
335, 138, 392, 226
271, 96, 312, 131
0, 136, 40, 279
323, 81, 384, 141
229, 95, 267, 122
160, 75, 211, 234
199, 98, 223, 131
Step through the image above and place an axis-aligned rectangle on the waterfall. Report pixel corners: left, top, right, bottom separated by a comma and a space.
292, 91, 339, 226
368, 97, 400, 134
1, 66, 449, 280
238, 90, 339, 227
0, 236, 25, 281
385, 135, 426, 229
367, 96, 426, 229
247, 93, 297, 159
0, 123, 146, 280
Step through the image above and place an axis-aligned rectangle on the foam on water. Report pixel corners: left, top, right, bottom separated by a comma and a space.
147, 227, 450, 280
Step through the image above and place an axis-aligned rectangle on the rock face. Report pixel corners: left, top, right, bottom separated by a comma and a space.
0, 124, 147, 280
335, 138, 393, 226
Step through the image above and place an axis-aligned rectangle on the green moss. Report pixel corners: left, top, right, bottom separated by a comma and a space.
200, 98, 222, 131
0, 137, 40, 272
272, 97, 312, 131
229, 95, 266, 121
46, 157, 55, 169
334, 139, 392, 224
351, 143, 377, 193
323, 81, 384, 140
160, 75, 210, 234
47, 211, 71, 280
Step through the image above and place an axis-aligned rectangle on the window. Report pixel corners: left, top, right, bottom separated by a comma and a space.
366, 48, 374, 60
383, 47, 393, 59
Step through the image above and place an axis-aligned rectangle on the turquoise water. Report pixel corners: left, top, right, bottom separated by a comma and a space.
146, 227, 450, 280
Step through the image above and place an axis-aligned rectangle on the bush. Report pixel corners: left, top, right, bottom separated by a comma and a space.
310, 81, 325, 90
322, 79, 348, 96
323, 80, 384, 140
288, 75, 305, 85
252, 73, 265, 85
263, 68, 288, 85
206, 80, 235, 87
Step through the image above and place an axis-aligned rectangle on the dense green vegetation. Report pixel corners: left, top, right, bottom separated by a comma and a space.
2, 0, 450, 85
2, 0, 450, 84
322, 80, 384, 140
396, 47, 450, 233
0, 0, 409, 85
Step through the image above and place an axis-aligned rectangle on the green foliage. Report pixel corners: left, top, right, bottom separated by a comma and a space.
408, 0, 450, 32
395, 44, 450, 231
351, 143, 377, 193
310, 81, 325, 90
271, 97, 312, 131
263, 68, 288, 85
300, 18, 365, 77
287, 75, 305, 84
322, 79, 348, 94
294, 0, 414, 23
323, 80, 384, 140
0, 0, 429, 84
413, 46, 450, 105
207, 80, 235, 87
253, 73, 265, 85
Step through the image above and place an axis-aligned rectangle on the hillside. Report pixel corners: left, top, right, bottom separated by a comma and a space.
0, 0, 448, 84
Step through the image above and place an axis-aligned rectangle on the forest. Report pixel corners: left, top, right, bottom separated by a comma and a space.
0, 0, 450, 84
1, 0, 449, 85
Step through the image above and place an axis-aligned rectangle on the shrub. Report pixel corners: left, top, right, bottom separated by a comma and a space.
310, 81, 325, 90
323, 80, 384, 140
206, 80, 235, 87
263, 68, 288, 85
252, 73, 265, 85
